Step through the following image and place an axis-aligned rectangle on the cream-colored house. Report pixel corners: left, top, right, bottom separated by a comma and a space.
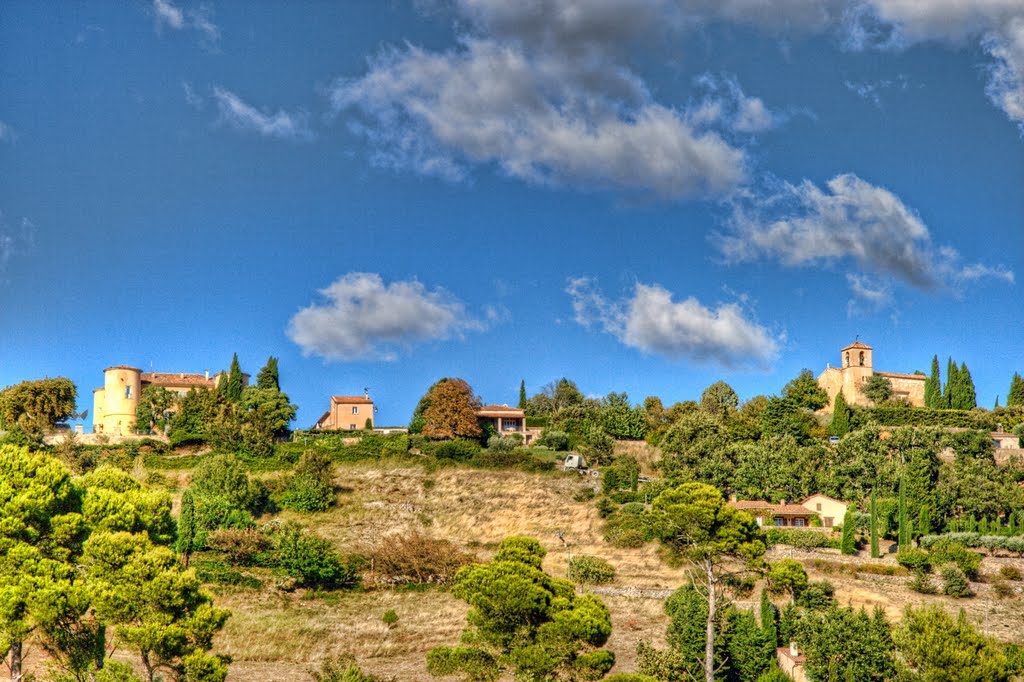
816, 340, 926, 412
475, 405, 527, 440
314, 394, 374, 431
92, 366, 235, 434
801, 494, 848, 529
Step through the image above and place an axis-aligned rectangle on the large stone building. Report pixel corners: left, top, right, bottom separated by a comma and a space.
92, 365, 239, 434
816, 340, 926, 412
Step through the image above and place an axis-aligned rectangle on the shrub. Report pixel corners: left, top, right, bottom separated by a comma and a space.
206, 527, 273, 565
434, 439, 481, 461
191, 453, 268, 514
764, 528, 838, 550
909, 571, 937, 594
276, 524, 361, 589
487, 434, 523, 452
999, 565, 1023, 581
308, 655, 392, 682
794, 580, 835, 610
940, 564, 973, 597
755, 671, 795, 682
535, 429, 569, 451
991, 579, 1015, 599
367, 532, 473, 585
928, 540, 982, 580
896, 548, 931, 573
382, 610, 399, 627
568, 555, 616, 585
278, 451, 335, 512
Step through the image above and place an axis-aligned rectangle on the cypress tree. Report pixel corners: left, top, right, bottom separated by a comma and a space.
256, 356, 280, 391
870, 490, 880, 558
995, 396, 1000, 409
898, 475, 909, 549
1008, 372, 1024, 407
841, 506, 857, 555
943, 357, 956, 408
226, 353, 244, 402
959, 362, 977, 409
518, 380, 527, 409
924, 355, 941, 408
760, 588, 777, 647
830, 389, 852, 437
176, 489, 196, 568
917, 505, 931, 539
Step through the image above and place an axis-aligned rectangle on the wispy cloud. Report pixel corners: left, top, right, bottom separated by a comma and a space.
844, 74, 909, 107
0, 213, 35, 274
566, 277, 779, 367
287, 273, 491, 361
181, 81, 204, 110
0, 121, 16, 144
212, 87, 314, 141
715, 173, 1015, 291
691, 74, 783, 133
151, 0, 220, 48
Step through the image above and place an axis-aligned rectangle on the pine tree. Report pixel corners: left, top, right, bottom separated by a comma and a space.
760, 588, 778, 648
870, 490, 880, 558
518, 380, 527, 409
841, 506, 857, 556
924, 355, 941, 408
830, 390, 852, 437
256, 356, 280, 391
226, 353, 244, 402
898, 475, 910, 549
1008, 372, 1024, 407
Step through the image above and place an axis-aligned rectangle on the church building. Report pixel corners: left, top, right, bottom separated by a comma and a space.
816, 340, 926, 412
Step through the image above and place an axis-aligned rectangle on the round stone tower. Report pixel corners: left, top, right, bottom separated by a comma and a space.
99, 366, 142, 435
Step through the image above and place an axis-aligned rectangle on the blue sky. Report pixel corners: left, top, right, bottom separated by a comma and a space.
2, 1, 1022, 428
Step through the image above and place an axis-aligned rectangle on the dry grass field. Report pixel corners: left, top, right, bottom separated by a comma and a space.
192, 456, 1024, 681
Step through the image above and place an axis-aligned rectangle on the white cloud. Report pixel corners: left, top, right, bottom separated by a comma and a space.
566, 277, 779, 367
848, 2, 1024, 130
844, 75, 908, 107
181, 81, 204, 110
692, 74, 782, 133
152, 0, 220, 48
0, 121, 16, 143
212, 87, 314, 141
332, 1, 752, 199
716, 173, 1015, 290
287, 273, 489, 361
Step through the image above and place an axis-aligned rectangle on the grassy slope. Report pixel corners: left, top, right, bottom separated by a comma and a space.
130, 449, 1022, 682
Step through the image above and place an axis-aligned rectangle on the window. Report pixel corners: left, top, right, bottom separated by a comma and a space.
352, 406, 359, 415
775, 518, 785, 527
349, 423, 356, 430
824, 518, 833, 528
794, 518, 806, 527
845, 352, 850, 367
859, 351, 865, 366
124, 386, 132, 399
816, 503, 822, 511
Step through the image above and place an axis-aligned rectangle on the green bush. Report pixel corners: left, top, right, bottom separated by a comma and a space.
764, 528, 838, 550
535, 429, 569, 451
928, 540, 982, 580
434, 439, 482, 461
940, 564, 973, 597
278, 451, 335, 513
276, 524, 361, 589
308, 655, 390, 682
382, 609, 399, 627
794, 580, 835, 610
909, 571, 937, 594
991, 579, 1015, 599
999, 565, 1023, 581
471, 449, 555, 472
568, 555, 616, 585
896, 548, 931, 573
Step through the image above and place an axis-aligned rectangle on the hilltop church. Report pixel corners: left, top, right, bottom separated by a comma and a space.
816, 340, 926, 413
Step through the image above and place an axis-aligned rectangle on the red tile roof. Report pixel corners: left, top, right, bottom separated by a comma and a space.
875, 371, 926, 381
331, 395, 374, 404
142, 372, 217, 387
476, 405, 525, 416
841, 340, 872, 350
730, 500, 812, 516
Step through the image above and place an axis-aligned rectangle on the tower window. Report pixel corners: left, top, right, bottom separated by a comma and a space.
859, 351, 865, 366
125, 386, 133, 399
845, 352, 850, 367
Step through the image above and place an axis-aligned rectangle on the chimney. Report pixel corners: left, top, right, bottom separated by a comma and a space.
789, 642, 799, 657
780, 499, 787, 505
205, 370, 210, 380
728, 494, 737, 502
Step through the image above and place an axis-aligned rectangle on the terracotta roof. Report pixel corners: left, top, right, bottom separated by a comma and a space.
874, 371, 926, 381
841, 340, 872, 350
476, 405, 525, 416
731, 500, 812, 516
103, 365, 142, 372
315, 410, 331, 426
331, 395, 373, 404
142, 372, 217, 387
801, 494, 847, 505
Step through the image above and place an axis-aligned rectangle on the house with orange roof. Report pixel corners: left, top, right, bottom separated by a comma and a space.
314, 393, 375, 431
729, 494, 849, 529
475, 404, 527, 440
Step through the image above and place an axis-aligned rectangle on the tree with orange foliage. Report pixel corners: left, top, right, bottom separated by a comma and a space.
421, 378, 482, 440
